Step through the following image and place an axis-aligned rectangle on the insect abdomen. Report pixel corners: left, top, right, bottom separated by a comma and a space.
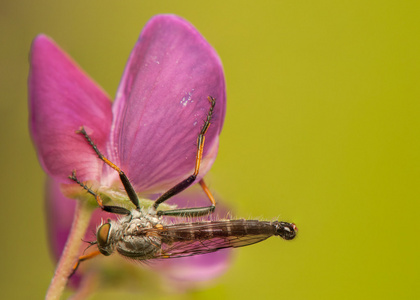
162, 219, 278, 242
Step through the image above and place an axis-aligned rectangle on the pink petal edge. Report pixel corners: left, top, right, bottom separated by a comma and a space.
111, 15, 226, 193
29, 35, 113, 183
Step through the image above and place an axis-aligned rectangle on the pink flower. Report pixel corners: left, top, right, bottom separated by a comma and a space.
29, 15, 228, 292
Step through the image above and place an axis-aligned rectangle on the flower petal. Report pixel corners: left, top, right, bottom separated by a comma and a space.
45, 178, 77, 267
29, 35, 113, 183
111, 15, 226, 193
159, 250, 230, 287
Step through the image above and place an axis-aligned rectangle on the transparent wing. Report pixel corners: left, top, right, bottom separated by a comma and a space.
160, 235, 272, 258
142, 220, 276, 259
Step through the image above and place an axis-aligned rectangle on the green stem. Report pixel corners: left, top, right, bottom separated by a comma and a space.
45, 201, 93, 300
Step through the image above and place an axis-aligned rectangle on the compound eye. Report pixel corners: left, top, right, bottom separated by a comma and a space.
97, 223, 111, 248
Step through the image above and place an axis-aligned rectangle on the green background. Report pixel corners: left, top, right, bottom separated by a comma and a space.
1, 1, 419, 299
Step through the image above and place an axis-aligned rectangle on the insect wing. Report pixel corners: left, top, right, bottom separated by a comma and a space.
160, 235, 272, 258
143, 220, 275, 259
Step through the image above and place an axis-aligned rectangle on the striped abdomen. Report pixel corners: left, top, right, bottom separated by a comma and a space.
149, 219, 297, 258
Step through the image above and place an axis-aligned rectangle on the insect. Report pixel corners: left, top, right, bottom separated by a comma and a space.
69, 96, 297, 273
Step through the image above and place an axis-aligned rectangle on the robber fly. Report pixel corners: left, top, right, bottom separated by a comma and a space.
69, 96, 297, 273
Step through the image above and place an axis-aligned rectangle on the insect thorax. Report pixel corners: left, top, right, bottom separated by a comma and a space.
103, 209, 164, 260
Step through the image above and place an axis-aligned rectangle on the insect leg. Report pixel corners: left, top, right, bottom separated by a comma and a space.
69, 171, 131, 215
157, 179, 216, 217
199, 179, 216, 206
153, 96, 217, 217
70, 250, 101, 278
76, 127, 140, 210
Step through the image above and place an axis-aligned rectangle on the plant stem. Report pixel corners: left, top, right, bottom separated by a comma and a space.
46, 201, 93, 300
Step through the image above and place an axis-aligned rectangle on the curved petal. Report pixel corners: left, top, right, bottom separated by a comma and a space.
45, 178, 77, 270
111, 15, 226, 193
29, 35, 112, 183
160, 250, 230, 288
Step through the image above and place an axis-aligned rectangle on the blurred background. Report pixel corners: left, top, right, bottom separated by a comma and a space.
1, 1, 419, 299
